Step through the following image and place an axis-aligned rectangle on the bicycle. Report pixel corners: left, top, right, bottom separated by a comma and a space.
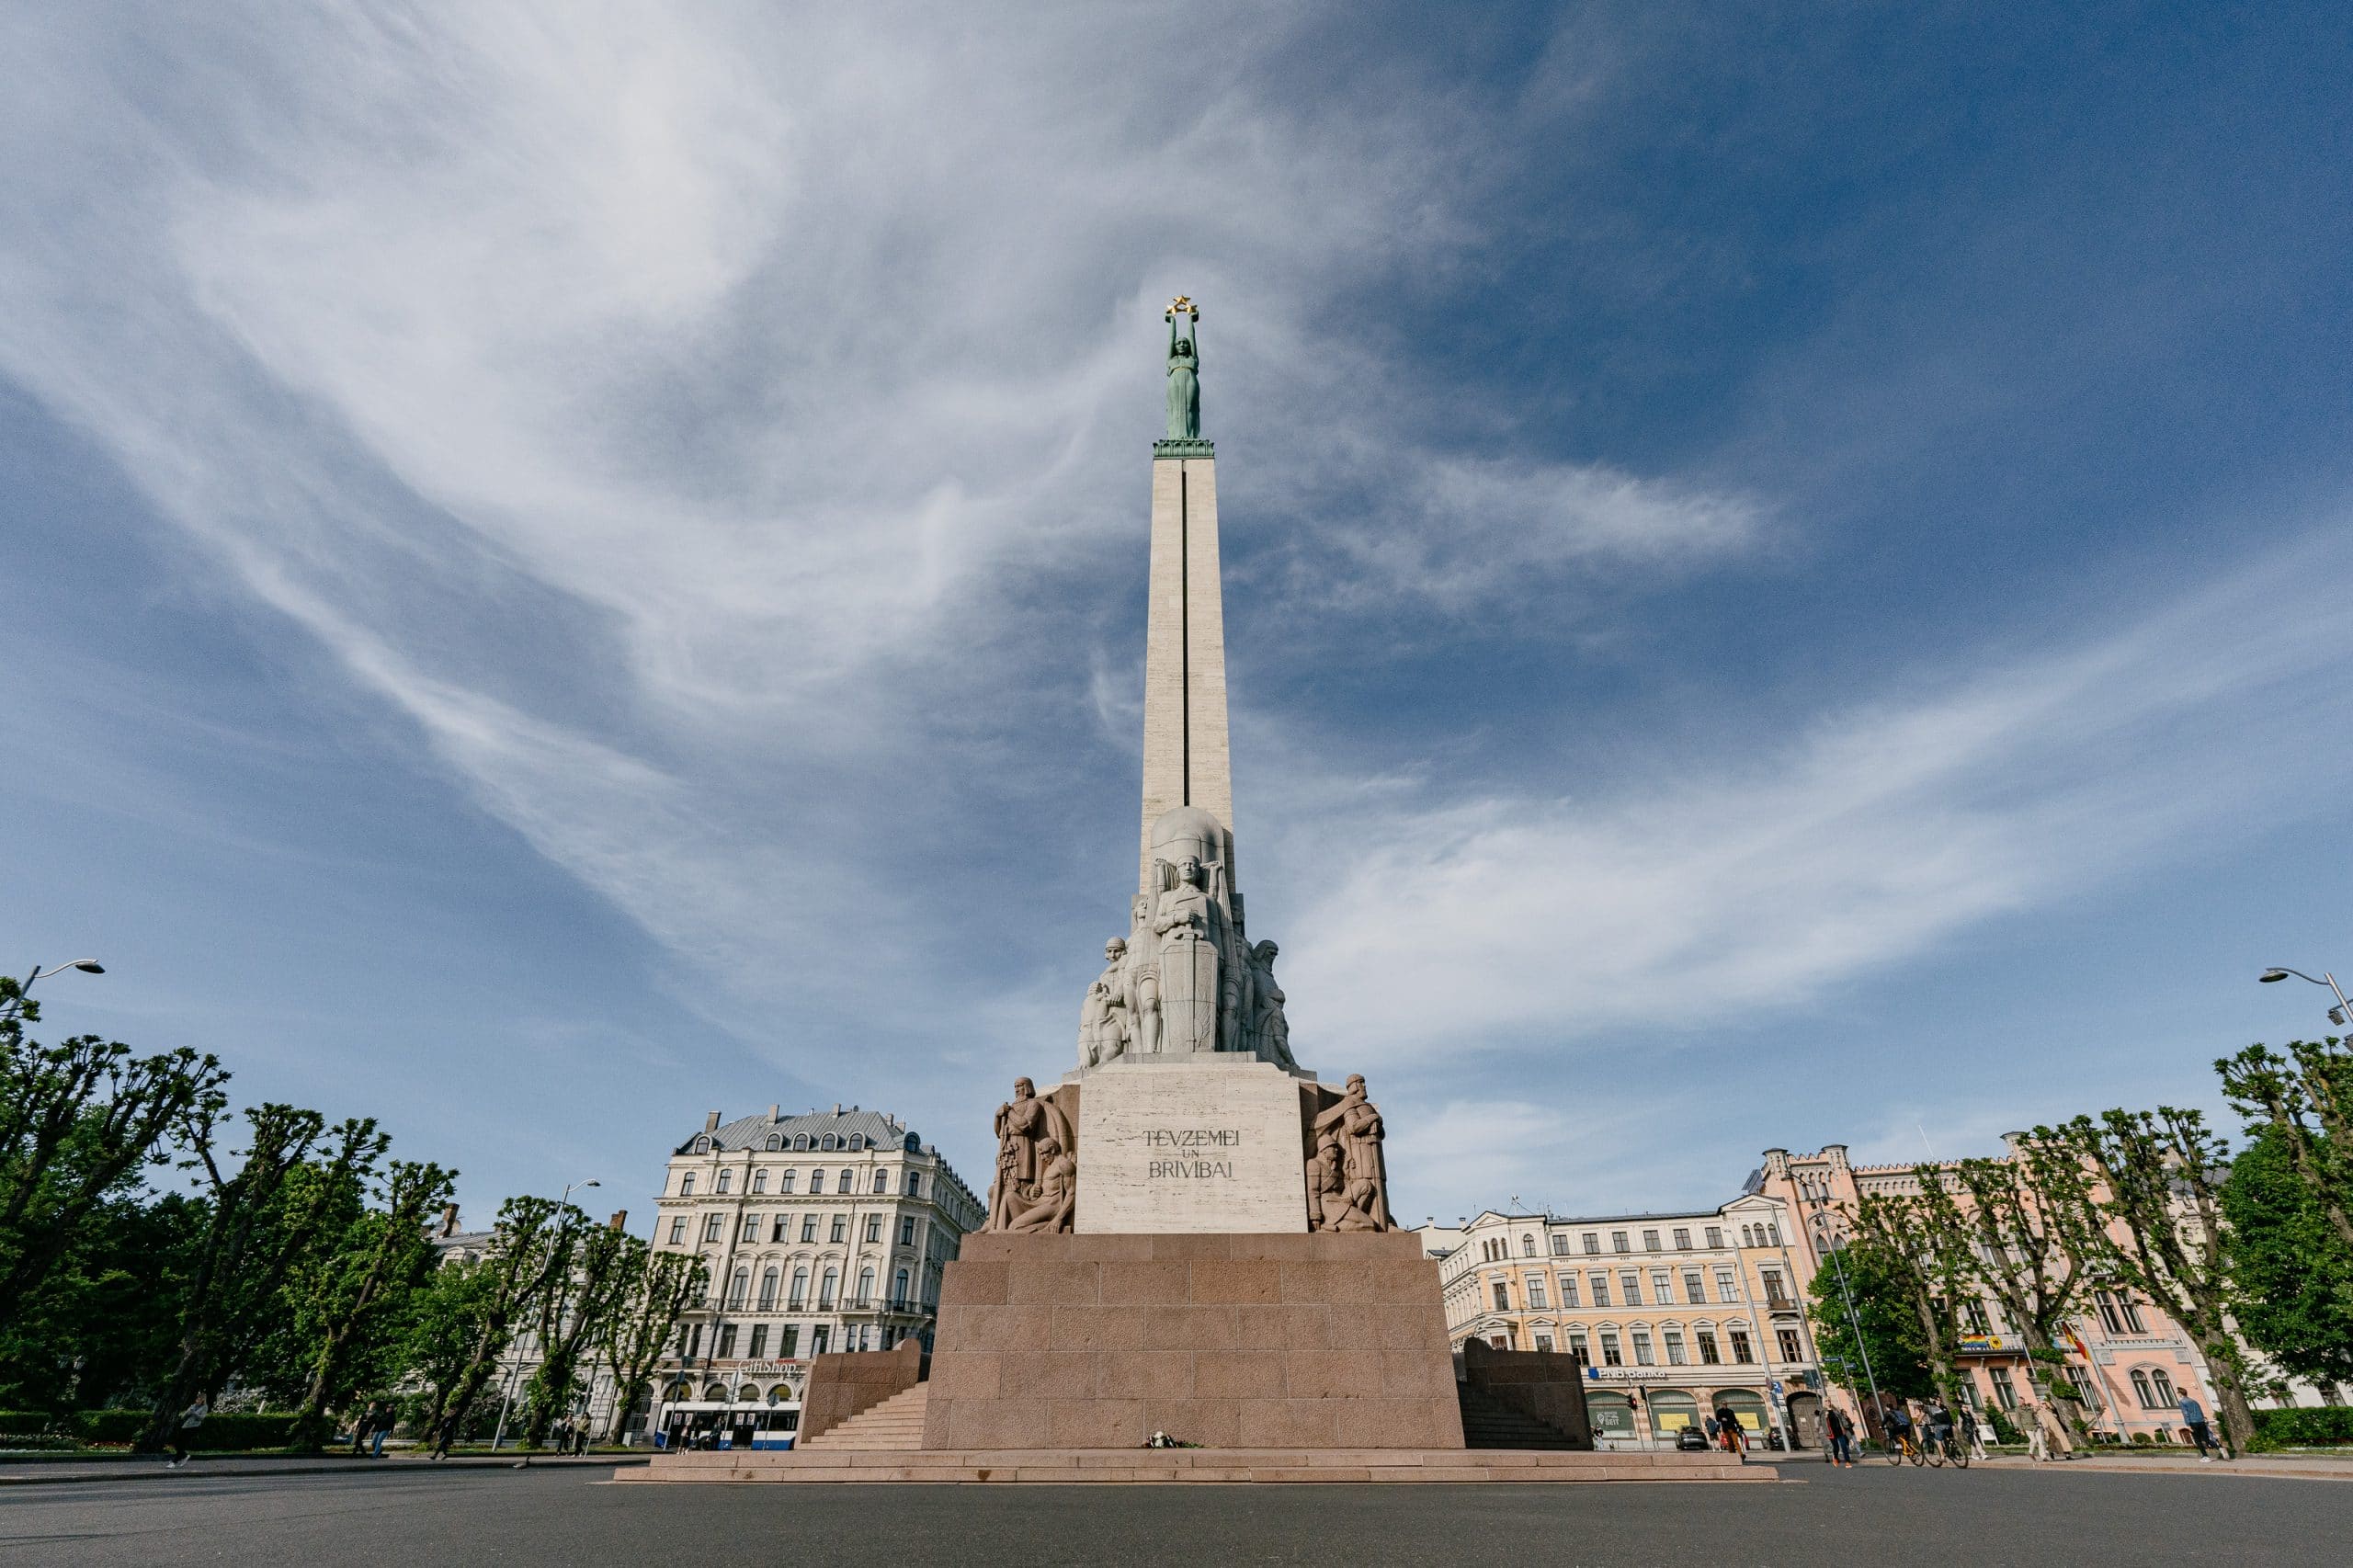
1884, 1432, 1922, 1466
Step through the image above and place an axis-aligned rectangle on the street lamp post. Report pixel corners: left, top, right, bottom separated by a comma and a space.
1805, 1195, 1887, 1443
2258, 967, 2353, 1027
2, 958, 105, 1022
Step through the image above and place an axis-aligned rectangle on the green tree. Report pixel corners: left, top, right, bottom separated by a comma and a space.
2052, 1108, 2259, 1454
0, 979, 227, 1333
2220, 1037, 2353, 1251
282, 1159, 458, 1450
596, 1248, 704, 1442
140, 1105, 381, 1450
521, 1218, 637, 1447
426, 1196, 576, 1456
402, 1254, 497, 1442
1806, 1221, 1935, 1411
2223, 1127, 2353, 1400
1939, 1139, 2103, 1448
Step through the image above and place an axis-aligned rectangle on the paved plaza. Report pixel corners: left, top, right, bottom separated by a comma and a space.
0, 1461, 2342, 1567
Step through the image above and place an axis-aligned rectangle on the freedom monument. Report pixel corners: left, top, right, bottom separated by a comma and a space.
632, 303, 1763, 1483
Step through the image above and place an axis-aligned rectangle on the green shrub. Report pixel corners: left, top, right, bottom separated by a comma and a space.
0, 1410, 63, 1437
1984, 1408, 2022, 1446
2251, 1406, 2353, 1449
70, 1409, 301, 1449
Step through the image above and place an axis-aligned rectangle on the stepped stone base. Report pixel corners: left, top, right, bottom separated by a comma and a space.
925, 1230, 1462, 1451
620, 1447, 1772, 1484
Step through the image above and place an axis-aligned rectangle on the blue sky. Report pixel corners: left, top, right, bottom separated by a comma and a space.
3, 3, 2348, 1229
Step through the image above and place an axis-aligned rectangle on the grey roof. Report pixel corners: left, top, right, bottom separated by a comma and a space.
679, 1106, 926, 1157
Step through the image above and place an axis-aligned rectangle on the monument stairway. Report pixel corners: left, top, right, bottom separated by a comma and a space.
794, 1384, 928, 1452
1455, 1385, 1583, 1450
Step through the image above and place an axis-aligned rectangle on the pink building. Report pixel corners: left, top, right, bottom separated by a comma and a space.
1755, 1142, 2260, 1448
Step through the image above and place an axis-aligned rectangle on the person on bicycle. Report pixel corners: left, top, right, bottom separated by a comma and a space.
1883, 1401, 1914, 1455
1926, 1397, 1954, 1457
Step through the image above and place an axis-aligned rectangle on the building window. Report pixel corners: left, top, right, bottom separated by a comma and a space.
1716, 1267, 1739, 1303
1767, 1222, 1780, 1245
1697, 1330, 1721, 1365
1643, 1230, 1661, 1252
1665, 1329, 1688, 1365
865, 1215, 884, 1244
1529, 1278, 1549, 1310
822, 1134, 838, 1152
819, 1268, 838, 1307
1673, 1228, 1691, 1250
702, 1215, 724, 1244
729, 1267, 750, 1306
668, 1218, 687, 1244
1492, 1282, 1510, 1312
1583, 1234, 1600, 1255
1740, 1224, 1754, 1247
1589, 1273, 1610, 1307
1620, 1271, 1642, 1305
849, 1135, 867, 1152
1761, 1267, 1787, 1306
1704, 1226, 1722, 1248
2151, 1369, 2177, 1407
780, 1169, 796, 1193
856, 1267, 875, 1306
1651, 1269, 1671, 1301
790, 1267, 809, 1308
1611, 1231, 1630, 1253
1550, 1234, 1567, 1255
2122, 1294, 2148, 1334
686, 1324, 702, 1358
906, 1171, 924, 1198
1778, 1328, 1802, 1361
1559, 1274, 1580, 1307
679, 1173, 696, 1197
1568, 1330, 1590, 1362
749, 1324, 769, 1358
1683, 1270, 1704, 1304
741, 1215, 761, 1244
830, 1217, 847, 1244
1729, 1328, 1755, 1364
717, 1324, 738, 1358
1600, 1333, 1623, 1367
894, 1267, 911, 1305
871, 1170, 888, 1195
771, 1217, 790, 1243
752, 1170, 767, 1194
838, 1168, 854, 1190
1491, 1335, 1510, 1351
900, 1217, 917, 1246
811, 1326, 830, 1355
716, 1170, 733, 1195
758, 1267, 779, 1309
1631, 1329, 1655, 1366
1535, 1334, 1554, 1352
810, 1171, 827, 1195
692, 1137, 710, 1153
800, 1216, 818, 1243
780, 1325, 800, 1358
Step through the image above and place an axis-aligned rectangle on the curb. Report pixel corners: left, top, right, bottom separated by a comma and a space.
0, 1456, 649, 1488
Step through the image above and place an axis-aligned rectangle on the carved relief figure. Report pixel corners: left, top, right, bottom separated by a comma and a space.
1152, 855, 1222, 1054
986, 1077, 1075, 1233
1004, 1136, 1075, 1233
1306, 1131, 1380, 1232
1247, 939, 1296, 1069
1079, 938, 1131, 1067
1310, 1074, 1393, 1231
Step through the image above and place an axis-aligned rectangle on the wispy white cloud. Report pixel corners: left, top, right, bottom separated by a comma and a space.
1276, 536, 2353, 1065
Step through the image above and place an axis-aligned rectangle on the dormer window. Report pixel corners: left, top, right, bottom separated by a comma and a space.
821, 1134, 839, 1152
765, 1135, 781, 1151
692, 1136, 710, 1153
848, 1134, 866, 1152
793, 1134, 811, 1151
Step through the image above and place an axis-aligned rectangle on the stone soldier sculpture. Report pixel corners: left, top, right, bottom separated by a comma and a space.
1004, 1136, 1075, 1233
1311, 1074, 1393, 1231
1248, 938, 1296, 1069
1122, 892, 1164, 1056
1152, 855, 1222, 1054
1078, 937, 1131, 1067
986, 1077, 1075, 1232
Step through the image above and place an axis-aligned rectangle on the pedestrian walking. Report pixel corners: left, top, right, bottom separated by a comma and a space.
2023, 1403, 2050, 1462
1961, 1404, 1988, 1462
1713, 1403, 1745, 1456
369, 1402, 394, 1458
2178, 1393, 2221, 1461
1824, 1405, 1854, 1467
165, 1394, 208, 1467
572, 1420, 590, 1456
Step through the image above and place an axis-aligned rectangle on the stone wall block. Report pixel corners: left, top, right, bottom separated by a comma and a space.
1236, 1398, 1341, 1448
1192, 1349, 1289, 1399
1098, 1260, 1189, 1305
1050, 1305, 1152, 1352
1282, 1350, 1383, 1399
997, 1350, 1099, 1400
1145, 1304, 1240, 1350
1096, 1348, 1197, 1400
1007, 1260, 1102, 1305
1188, 1259, 1282, 1303
1048, 1397, 1147, 1449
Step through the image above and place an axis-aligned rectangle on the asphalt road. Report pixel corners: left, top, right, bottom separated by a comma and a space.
0, 1463, 2342, 1566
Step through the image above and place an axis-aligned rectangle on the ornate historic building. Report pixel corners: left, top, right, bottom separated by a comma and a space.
644, 1105, 982, 1445
1427, 1195, 1823, 1450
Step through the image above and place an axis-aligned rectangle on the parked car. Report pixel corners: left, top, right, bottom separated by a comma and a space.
1675, 1426, 1711, 1451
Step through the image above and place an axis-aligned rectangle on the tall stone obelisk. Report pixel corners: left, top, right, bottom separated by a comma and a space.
1138, 301, 1232, 893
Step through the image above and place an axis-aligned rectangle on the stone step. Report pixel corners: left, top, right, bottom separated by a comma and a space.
795, 1384, 930, 1452
620, 1446, 1772, 1485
